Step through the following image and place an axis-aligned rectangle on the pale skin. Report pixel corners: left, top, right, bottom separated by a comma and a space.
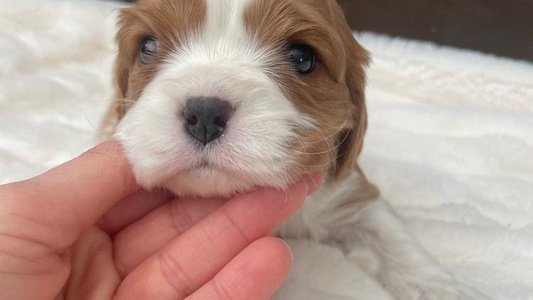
0, 142, 323, 300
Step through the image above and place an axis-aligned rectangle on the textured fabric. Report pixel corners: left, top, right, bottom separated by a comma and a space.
0, 1, 532, 299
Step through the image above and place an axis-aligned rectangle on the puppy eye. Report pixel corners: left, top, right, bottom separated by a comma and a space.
287, 44, 316, 75
140, 37, 159, 64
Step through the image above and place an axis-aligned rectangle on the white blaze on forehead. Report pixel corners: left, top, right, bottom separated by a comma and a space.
205, 0, 253, 36
169, 0, 266, 74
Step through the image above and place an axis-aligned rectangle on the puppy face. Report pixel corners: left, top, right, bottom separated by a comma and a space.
113, 0, 369, 197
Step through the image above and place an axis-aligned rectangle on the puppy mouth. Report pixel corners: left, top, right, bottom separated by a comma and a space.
191, 158, 230, 172
198, 159, 210, 168
186, 160, 249, 183
163, 161, 259, 198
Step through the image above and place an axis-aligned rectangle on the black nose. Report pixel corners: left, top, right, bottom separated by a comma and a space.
184, 97, 232, 145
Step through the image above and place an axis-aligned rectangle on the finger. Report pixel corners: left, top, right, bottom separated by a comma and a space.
113, 172, 323, 276
63, 227, 121, 300
1, 141, 137, 250
189, 237, 292, 300
114, 176, 313, 300
113, 196, 225, 276
99, 189, 173, 235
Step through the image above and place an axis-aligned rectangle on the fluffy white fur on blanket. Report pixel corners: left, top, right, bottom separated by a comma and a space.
0, 0, 532, 299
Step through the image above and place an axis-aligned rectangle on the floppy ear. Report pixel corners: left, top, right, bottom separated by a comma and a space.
113, 8, 138, 120
327, 2, 370, 180
112, 5, 167, 119
114, 52, 130, 119
97, 9, 135, 140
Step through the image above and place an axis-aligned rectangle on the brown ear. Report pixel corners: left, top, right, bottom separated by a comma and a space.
114, 55, 130, 119
327, 2, 371, 180
113, 7, 142, 119
98, 9, 136, 140
113, 5, 169, 119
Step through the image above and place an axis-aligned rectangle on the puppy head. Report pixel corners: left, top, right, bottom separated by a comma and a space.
113, 0, 369, 197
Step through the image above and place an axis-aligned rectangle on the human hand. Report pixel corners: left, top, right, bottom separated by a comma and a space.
0, 142, 323, 300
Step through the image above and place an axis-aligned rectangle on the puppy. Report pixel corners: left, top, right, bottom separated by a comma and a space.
101, 0, 488, 299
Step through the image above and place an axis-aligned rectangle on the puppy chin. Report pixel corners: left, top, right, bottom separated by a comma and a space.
161, 167, 260, 198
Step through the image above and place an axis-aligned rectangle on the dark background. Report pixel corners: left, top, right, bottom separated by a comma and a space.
121, 0, 533, 61
337, 0, 533, 61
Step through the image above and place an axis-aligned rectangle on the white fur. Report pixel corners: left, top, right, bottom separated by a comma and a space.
337, 197, 489, 300
114, 0, 314, 197
276, 171, 490, 300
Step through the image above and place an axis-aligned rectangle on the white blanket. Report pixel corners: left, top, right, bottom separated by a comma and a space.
1, 1, 532, 299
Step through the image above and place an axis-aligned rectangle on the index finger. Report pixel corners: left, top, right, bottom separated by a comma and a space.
2, 141, 138, 250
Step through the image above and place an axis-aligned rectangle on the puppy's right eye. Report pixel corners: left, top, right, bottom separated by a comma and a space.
140, 37, 159, 64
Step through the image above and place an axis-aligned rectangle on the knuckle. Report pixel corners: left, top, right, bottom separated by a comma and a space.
168, 200, 195, 235
211, 276, 233, 300
158, 250, 196, 297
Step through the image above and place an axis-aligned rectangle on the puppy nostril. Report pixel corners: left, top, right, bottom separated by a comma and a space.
187, 114, 199, 126
184, 97, 232, 145
214, 116, 226, 128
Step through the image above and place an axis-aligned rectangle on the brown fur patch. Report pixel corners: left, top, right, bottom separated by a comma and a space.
244, 0, 370, 181
114, 0, 207, 118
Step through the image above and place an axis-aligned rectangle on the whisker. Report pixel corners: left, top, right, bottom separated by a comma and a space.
81, 107, 98, 132
283, 136, 337, 170
289, 157, 338, 170
290, 130, 351, 156
296, 114, 350, 145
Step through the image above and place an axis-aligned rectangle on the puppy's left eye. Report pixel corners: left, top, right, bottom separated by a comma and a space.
287, 44, 316, 75
140, 37, 159, 64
